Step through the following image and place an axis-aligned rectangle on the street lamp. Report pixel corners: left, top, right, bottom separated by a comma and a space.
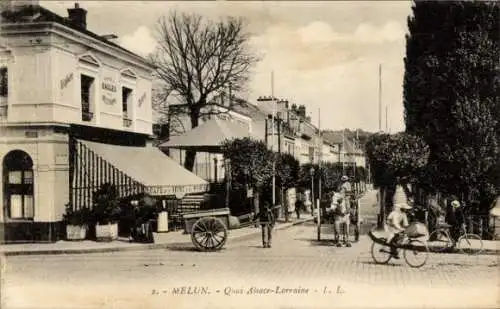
224, 158, 231, 208
310, 167, 315, 213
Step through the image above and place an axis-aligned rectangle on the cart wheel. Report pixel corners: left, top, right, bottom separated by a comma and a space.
191, 217, 228, 251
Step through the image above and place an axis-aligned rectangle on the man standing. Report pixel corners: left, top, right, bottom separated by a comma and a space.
256, 202, 275, 248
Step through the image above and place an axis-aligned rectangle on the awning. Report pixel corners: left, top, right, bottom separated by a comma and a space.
80, 140, 209, 198
160, 117, 250, 153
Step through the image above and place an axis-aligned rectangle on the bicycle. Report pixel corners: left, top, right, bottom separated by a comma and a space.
427, 221, 483, 254
370, 230, 429, 268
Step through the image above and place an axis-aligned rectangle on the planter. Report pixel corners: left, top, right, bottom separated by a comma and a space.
95, 222, 118, 241
157, 211, 169, 232
66, 224, 87, 241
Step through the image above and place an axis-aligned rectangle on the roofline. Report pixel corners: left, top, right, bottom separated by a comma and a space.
1, 21, 154, 73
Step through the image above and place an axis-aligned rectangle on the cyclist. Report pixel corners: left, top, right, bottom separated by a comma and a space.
386, 202, 412, 259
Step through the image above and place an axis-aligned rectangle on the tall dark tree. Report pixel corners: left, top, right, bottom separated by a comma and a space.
150, 12, 258, 171
403, 1, 500, 211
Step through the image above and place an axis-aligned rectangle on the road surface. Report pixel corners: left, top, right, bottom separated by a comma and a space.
2, 221, 498, 309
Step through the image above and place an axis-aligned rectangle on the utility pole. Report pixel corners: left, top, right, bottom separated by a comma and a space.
378, 64, 382, 132
271, 71, 276, 207
385, 105, 388, 132
318, 108, 322, 203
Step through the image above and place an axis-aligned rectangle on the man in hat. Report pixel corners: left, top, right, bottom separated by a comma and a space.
386, 202, 412, 258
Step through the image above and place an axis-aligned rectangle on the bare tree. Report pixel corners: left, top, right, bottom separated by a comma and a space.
150, 11, 258, 171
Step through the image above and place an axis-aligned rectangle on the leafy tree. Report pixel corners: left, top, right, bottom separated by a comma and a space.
222, 138, 273, 213
150, 12, 259, 171
276, 153, 300, 190
403, 1, 500, 212
365, 133, 430, 226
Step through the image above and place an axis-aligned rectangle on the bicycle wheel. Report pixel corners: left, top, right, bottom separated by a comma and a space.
371, 241, 392, 264
404, 239, 429, 268
457, 233, 483, 255
428, 229, 452, 253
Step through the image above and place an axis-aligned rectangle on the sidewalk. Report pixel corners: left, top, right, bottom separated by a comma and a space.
0, 215, 313, 256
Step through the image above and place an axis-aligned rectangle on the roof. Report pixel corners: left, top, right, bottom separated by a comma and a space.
160, 117, 251, 153
81, 140, 209, 198
322, 131, 363, 154
0, 5, 147, 63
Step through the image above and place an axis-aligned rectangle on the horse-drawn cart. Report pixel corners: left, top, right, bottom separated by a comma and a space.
182, 208, 230, 251
316, 193, 361, 244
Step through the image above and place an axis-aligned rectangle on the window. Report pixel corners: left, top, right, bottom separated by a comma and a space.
0, 67, 7, 97
0, 67, 7, 119
81, 75, 94, 122
3, 150, 34, 220
122, 87, 132, 127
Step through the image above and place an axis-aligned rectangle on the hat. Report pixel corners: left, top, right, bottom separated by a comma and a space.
341, 176, 349, 181
395, 203, 412, 210
451, 200, 461, 208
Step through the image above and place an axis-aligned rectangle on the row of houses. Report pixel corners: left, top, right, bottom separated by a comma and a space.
156, 95, 367, 183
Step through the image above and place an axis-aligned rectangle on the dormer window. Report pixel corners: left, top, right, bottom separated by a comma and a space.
81, 74, 95, 122
122, 86, 133, 127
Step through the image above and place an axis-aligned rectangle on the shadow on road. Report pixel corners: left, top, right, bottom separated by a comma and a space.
293, 238, 361, 247
360, 261, 403, 268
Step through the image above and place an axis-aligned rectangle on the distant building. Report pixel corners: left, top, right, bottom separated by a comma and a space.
322, 130, 366, 168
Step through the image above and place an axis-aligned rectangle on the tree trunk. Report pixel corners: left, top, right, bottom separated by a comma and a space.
254, 187, 260, 228
184, 110, 200, 171
377, 187, 386, 229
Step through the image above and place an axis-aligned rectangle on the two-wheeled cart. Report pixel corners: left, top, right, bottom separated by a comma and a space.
316, 193, 361, 243
182, 208, 230, 251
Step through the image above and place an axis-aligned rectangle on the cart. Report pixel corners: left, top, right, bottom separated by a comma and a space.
182, 207, 230, 251
316, 193, 361, 243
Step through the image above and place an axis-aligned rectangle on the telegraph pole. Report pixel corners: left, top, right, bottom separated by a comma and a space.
378, 64, 382, 132
318, 108, 322, 204
271, 72, 276, 207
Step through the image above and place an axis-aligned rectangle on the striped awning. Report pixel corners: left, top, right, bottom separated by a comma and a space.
80, 140, 209, 198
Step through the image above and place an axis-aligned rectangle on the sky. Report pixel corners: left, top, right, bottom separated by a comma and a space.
41, 0, 414, 133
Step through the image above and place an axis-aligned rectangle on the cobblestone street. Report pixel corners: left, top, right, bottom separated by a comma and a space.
2, 221, 498, 309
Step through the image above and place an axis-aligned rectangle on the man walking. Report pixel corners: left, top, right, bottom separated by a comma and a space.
257, 202, 275, 248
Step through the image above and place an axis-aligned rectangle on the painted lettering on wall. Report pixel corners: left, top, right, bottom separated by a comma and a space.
102, 95, 117, 105
60, 73, 73, 90
102, 77, 117, 105
101, 77, 117, 93
138, 93, 147, 107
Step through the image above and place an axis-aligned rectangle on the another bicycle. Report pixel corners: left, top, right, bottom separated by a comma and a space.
427, 221, 483, 254
370, 230, 429, 268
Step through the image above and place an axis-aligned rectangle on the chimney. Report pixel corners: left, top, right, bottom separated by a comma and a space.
67, 3, 87, 30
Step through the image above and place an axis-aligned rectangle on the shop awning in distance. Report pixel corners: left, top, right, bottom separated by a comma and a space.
160, 117, 251, 153
80, 140, 209, 198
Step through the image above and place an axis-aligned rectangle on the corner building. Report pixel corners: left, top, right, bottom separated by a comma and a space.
0, 2, 155, 243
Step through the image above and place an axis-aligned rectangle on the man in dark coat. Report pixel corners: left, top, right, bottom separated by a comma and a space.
256, 202, 276, 248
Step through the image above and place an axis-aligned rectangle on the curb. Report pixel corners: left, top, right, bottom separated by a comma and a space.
1, 218, 313, 256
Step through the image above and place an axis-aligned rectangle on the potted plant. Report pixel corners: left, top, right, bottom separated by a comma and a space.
92, 183, 121, 241
63, 203, 91, 241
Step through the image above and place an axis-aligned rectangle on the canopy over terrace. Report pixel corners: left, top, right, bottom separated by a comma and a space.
79, 140, 209, 199
160, 117, 251, 153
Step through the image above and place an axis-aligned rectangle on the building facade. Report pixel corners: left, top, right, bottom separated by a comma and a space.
0, 3, 155, 242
